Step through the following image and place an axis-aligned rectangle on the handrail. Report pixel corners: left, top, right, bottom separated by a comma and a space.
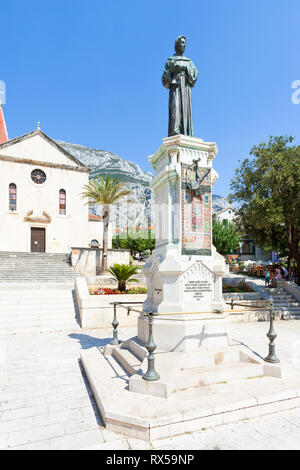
108, 298, 279, 380
226, 299, 271, 310
110, 301, 145, 316
109, 301, 160, 381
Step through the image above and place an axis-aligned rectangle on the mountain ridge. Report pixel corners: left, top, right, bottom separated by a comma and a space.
57, 140, 232, 220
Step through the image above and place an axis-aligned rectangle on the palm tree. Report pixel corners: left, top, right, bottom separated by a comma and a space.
81, 176, 132, 273
107, 263, 139, 292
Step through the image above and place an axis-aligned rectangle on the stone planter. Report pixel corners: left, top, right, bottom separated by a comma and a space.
75, 277, 146, 329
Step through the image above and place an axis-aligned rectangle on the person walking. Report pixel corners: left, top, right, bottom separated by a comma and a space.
289, 266, 296, 282
265, 268, 271, 287
274, 265, 282, 288
270, 268, 276, 288
280, 265, 288, 280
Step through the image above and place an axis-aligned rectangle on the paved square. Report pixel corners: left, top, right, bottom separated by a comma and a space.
1, 320, 300, 449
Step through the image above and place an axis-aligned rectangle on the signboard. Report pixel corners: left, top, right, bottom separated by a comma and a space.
272, 251, 279, 264
181, 164, 212, 256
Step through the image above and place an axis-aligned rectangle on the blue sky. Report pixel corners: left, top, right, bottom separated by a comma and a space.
1, 0, 299, 197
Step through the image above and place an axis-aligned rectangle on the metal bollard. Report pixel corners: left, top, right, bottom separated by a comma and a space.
142, 312, 160, 381
264, 302, 280, 363
110, 303, 120, 346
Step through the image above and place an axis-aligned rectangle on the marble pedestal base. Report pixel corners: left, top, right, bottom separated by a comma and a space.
138, 312, 231, 353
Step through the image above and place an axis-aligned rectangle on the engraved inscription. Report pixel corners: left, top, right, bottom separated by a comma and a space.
183, 280, 212, 301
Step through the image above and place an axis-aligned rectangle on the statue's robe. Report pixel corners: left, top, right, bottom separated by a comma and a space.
162, 55, 198, 137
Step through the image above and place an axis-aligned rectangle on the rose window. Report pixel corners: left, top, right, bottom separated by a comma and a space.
31, 169, 47, 184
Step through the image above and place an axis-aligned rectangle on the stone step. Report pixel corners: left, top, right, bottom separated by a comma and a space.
0, 278, 76, 281
0, 307, 76, 314
0, 267, 73, 270
0, 268, 76, 272
0, 265, 73, 268
0, 314, 77, 323
270, 295, 293, 299
0, 270, 76, 273
0, 251, 77, 284
173, 362, 264, 390
0, 305, 75, 311
274, 306, 300, 312
0, 270, 76, 274
0, 299, 76, 307
266, 288, 285, 291
0, 320, 78, 330
112, 347, 142, 376
269, 296, 292, 300
272, 301, 300, 306
121, 337, 148, 362
283, 314, 300, 320
0, 267, 73, 271
0, 297, 75, 304
0, 323, 80, 335
0, 251, 68, 256
104, 351, 131, 380
0, 284, 75, 290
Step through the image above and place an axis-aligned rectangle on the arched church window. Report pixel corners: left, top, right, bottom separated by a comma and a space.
9, 183, 17, 211
31, 169, 46, 184
59, 189, 66, 215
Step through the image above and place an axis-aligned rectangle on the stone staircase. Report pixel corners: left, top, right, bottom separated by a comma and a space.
263, 287, 300, 319
0, 251, 79, 283
0, 252, 81, 334
0, 286, 80, 335
104, 338, 265, 396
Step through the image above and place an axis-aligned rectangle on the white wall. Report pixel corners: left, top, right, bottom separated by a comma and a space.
0, 135, 90, 253
87, 220, 112, 249
215, 208, 236, 224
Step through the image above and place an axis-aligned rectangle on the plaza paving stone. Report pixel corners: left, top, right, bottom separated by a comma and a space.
1, 320, 300, 450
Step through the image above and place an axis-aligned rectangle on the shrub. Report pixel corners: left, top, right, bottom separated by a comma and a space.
107, 263, 139, 292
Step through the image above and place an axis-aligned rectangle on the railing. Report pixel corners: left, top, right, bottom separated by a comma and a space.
226, 299, 280, 363
110, 301, 160, 381
110, 302, 144, 346
109, 297, 280, 384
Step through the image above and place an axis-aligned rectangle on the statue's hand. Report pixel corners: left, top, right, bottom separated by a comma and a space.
174, 63, 186, 73
169, 60, 177, 74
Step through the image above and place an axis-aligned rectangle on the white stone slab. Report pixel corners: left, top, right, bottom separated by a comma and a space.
81, 347, 300, 441
138, 313, 231, 352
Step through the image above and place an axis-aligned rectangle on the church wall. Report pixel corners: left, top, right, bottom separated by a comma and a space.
0, 134, 79, 167
0, 158, 89, 253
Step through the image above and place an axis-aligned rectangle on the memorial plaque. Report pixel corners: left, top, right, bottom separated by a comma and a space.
181, 261, 213, 304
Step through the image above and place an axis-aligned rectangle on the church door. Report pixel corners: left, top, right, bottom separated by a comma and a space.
31, 228, 46, 253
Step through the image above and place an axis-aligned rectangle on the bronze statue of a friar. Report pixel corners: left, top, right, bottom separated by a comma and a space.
162, 36, 198, 137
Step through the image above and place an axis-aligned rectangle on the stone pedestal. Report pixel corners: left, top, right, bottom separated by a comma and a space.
138, 312, 231, 352
142, 134, 226, 316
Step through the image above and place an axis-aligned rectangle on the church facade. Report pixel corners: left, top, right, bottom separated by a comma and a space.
0, 109, 106, 253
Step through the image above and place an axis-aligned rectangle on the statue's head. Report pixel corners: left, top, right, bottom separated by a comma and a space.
175, 36, 186, 55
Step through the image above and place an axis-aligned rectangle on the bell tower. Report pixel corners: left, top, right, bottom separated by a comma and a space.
0, 105, 8, 144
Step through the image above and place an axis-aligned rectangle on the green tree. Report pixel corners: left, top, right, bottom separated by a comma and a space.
230, 135, 300, 283
107, 263, 139, 292
81, 176, 131, 273
112, 232, 156, 257
212, 219, 240, 255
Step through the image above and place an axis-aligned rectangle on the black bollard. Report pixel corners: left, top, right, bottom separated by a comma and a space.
110, 303, 120, 346
142, 312, 160, 381
264, 302, 280, 363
